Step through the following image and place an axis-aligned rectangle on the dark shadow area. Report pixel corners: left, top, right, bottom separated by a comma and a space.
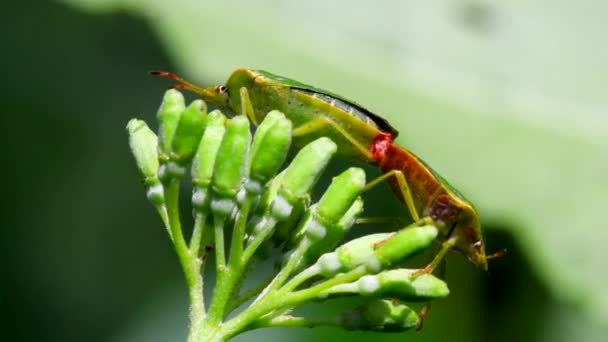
0, 1, 184, 341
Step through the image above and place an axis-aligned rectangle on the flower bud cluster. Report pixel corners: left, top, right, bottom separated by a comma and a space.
126, 90, 450, 340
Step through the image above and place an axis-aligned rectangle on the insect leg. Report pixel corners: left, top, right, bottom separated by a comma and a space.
238, 87, 261, 125
413, 236, 457, 276
363, 169, 420, 222
292, 117, 372, 159
355, 216, 409, 227
415, 258, 447, 332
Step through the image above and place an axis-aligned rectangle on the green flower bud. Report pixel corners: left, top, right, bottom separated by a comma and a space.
126, 119, 164, 205
370, 225, 438, 272
249, 110, 284, 163
265, 137, 336, 239
281, 137, 337, 199
211, 115, 251, 216
127, 119, 159, 184
191, 110, 226, 211
248, 114, 292, 194
303, 198, 363, 264
314, 233, 391, 277
325, 269, 449, 302
292, 168, 364, 248
247, 173, 306, 250
335, 197, 363, 235
171, 99, 207, 165
341, 299, 419, 332
284, 167, 365, 270
156, 89, 185, 157
315, 168, 365, 227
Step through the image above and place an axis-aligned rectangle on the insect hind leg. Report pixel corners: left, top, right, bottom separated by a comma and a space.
292, 117, 372, 160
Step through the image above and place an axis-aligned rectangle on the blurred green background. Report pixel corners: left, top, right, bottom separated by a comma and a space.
2, 0, 607, 341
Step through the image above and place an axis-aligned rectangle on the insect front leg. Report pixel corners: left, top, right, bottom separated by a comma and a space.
239, 87, 260, 125
413, 236, 457, 276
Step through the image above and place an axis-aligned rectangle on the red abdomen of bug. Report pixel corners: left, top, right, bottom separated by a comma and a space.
372, 134, 444, 218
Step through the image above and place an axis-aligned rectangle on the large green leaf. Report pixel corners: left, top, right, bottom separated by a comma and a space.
63, 0, 608, 329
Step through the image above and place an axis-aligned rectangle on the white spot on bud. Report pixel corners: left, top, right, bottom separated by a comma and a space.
305, 218, 327, 241
211, 197, 236, 216
245, 179, 262, 194
357, 275, 380, 295
167, 161, 186, 177
365, 255, 382, 273
270, 195, 293, 220
318, 252, 342, 276
146, 183, 164, 205
192, 187, 208, 209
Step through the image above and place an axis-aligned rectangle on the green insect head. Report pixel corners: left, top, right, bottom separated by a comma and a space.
428, 193, 493, 271
150, 69, 261, 119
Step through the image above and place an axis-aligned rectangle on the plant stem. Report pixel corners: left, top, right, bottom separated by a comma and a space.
219, 265, 368, 339
213, 214, 226, 269
164, 180, 206, 340
281, 265, 319, 293
189, 212, 207, 256
226, 274, 273, 313
249, 315, 340, 329
270, 239, 311, 290
155, 205, 173, 241
229, 198, 252, 268
206, 198, 253, 327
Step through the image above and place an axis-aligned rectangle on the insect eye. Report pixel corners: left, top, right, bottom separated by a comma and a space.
216, 85, 228, 93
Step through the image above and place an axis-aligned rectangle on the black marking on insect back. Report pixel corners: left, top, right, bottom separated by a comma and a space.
295, 88, 399, 137
254, 69, 399, 137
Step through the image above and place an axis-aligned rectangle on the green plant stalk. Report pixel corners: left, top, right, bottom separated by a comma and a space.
189, 212, 206, 256
219, 265, 368, 340
226, 274, 274, 313
247, 315, 340, 330
155, 205, 172, 241
164, 180, 206, 341
269, 239, 312, 291
205, 198, 253, 327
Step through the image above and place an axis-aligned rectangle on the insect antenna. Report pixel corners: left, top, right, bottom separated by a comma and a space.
149, 71, 208, 97
486, 249, 507, 260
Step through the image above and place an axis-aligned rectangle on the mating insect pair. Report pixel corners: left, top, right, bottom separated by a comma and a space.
151, 68, 503, 273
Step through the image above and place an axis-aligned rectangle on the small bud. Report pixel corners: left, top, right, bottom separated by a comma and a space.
281, 137, 337, 199
210, 115, 251, 216
126, 119, 164, 205
340, 299, 419, 332
171, 99, 207, 165
312, 224, 437, 277
325, 269, 449, 302
248, 113, 292, 192
249, 110, 284, 162
248, 172, 306, 249
127, 119, 159, 183
315, 233, 391, 277
303, 198, 363, 264
191, 110, 226, 211
286, 167, 365, 269
370, 225, 437, 271
266, 137, 336, 241
156, 89, 185, 157
315, 168, 365, 227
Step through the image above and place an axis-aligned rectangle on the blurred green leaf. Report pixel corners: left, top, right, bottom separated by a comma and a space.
63, 0, 608, 328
